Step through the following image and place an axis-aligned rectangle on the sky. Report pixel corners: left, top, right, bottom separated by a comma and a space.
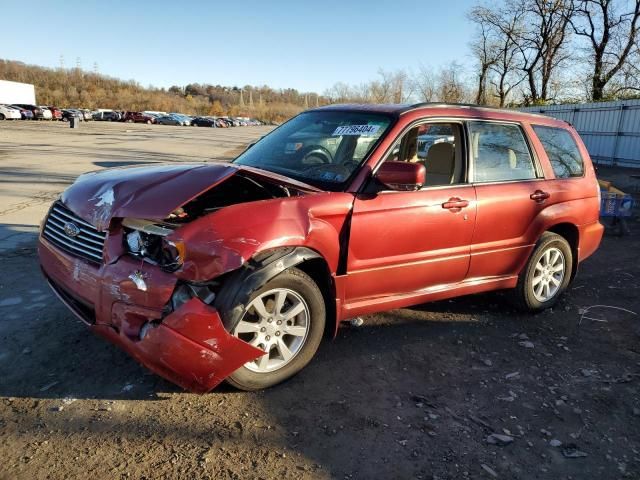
4, 0, 477, 93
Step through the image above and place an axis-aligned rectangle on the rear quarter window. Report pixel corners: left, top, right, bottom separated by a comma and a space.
532, 125, 584, 178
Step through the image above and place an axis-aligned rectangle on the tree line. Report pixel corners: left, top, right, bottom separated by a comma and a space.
0, 59, 325, 123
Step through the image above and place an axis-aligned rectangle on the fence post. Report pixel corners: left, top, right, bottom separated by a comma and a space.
611, 104, 626, 167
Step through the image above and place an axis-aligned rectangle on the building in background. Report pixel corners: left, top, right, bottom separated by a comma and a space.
0, 79, 36, 105
521, 99, 640, 168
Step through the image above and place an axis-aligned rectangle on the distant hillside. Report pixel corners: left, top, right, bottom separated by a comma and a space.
0, 59, 325, 122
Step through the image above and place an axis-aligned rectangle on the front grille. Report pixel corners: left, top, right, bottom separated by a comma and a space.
43, 202, 106, 263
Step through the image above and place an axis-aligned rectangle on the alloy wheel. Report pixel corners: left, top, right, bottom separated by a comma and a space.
532, 247, 565, 302
233, 288, 310, 373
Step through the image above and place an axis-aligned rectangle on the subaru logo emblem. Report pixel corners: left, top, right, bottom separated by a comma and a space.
63, 222, 80, 238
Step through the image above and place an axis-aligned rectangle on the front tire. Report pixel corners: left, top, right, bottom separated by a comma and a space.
513, 232, 573, 312
226, 268, 325, 391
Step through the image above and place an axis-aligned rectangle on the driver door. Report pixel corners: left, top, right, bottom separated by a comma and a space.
345, 122, 477, 304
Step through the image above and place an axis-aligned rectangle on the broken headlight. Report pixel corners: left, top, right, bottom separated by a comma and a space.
122, 218, 184, 271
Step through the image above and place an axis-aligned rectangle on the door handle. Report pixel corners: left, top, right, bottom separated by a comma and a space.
442, 198, 469, 210
530, 190, 550, 202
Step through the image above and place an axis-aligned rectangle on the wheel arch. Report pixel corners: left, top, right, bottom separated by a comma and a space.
546, 222, 580, 280
214, 246, 337, 336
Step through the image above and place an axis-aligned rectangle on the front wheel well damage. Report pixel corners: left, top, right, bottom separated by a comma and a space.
213, 247, 337, 336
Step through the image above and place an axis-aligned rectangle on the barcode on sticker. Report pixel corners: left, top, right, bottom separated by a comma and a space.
332, 125, 380, 136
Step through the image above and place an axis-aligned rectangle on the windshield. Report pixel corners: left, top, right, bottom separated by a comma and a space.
233, 111, 392, 190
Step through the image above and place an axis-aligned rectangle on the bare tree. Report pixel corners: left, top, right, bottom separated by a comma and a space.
570, 0, 640, 100
410, 65, 437, 102
325, 82, 352, 103
478, 0, 574, 104
369, 69, 411, 103
468, 6, 501, 104
518, 0, 575, 103
437, 62, 469, 103
488, 7, 528, 106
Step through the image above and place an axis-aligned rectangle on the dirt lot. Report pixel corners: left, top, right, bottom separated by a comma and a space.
0, 121, 639, 480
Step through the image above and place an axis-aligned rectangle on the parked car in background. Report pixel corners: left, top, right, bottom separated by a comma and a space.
122, 111, 156, 124
61, 109, 83, 122
12, 104, 45, 119
192, 116, 217, 127
92, 110, 121, 121
46, 106, 63, 120
39, 107, 53, 120
171, 113, 193, 126
416, 124, 456, 159
79, 109, 93, 121
155, 115, 183, 126
0, 104, 23, 120
10, 105, 34, 120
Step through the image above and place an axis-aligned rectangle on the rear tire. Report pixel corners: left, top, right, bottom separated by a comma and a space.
512, 232, 573, 312
226, 268, 325, 391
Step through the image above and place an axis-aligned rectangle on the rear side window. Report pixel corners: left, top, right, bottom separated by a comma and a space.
468, 121, 537, 183
533, 125, 584, 178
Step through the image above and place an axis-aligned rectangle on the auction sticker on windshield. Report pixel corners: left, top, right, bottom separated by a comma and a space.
332, 124, 380, 136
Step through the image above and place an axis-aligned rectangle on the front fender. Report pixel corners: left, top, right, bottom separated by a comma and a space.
213, 246, 324, 331
170, 193, 354, 283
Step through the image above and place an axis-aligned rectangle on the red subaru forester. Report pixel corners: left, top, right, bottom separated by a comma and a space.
38, 103, 603, 391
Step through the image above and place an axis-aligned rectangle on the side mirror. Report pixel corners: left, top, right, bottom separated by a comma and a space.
376, 161, 425, 191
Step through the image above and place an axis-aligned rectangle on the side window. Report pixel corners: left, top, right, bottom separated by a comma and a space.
469, 121, 537, 183
382, 122, 463, 187
532, 125, 584, 178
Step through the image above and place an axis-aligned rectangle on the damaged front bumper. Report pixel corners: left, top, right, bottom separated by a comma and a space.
38, 236, 263, 393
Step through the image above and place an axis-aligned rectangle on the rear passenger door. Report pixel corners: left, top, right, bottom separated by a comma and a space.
466, 121, 551, 279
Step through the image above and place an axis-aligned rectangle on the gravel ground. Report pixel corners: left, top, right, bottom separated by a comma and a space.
0, 121, 639, 480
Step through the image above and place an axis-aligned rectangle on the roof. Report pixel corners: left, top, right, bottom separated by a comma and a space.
312, 102, 552, 120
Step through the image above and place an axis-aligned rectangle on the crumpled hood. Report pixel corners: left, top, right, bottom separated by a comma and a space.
61, 163, 238, 230
60, 162, 321, 231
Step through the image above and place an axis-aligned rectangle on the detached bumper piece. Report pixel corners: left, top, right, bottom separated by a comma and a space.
93, 298, 264, 393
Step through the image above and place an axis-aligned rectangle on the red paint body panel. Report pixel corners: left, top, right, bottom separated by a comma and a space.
61, 163, 237, 230
39, 236, 262, 392
61, 162, 321, 231
38, 104, 605, 392
94, 299, 263, 393
172, 192, 353, 282
347, 185, 476, 301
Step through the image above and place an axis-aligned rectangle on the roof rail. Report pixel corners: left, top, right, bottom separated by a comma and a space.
404, 102, 550, 118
